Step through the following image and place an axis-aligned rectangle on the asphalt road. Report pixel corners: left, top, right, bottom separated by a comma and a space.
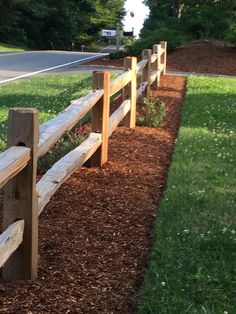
0, 51, 107, 84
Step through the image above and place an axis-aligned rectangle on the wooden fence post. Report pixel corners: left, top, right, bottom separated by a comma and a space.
142, 49, 152, 97
160, 41, 167, 75
123, 57, 137, 128
3, 108, 39, 281
152, 44, 162, 88
90, 71, 110, 167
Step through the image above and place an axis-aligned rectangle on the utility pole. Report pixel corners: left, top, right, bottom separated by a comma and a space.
116, 23, 120, 50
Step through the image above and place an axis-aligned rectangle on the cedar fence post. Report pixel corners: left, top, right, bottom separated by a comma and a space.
123, 56, 137, 128
160, 41, 167, 75
3, 108, 39, 281
90, 71, 110, 167
141, 49, 152, 97
152, 44, 162, 88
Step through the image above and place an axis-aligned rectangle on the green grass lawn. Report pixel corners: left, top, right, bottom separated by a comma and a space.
0, 74, 92, 151
138, 76, 236, 313
0, 42, 26, 51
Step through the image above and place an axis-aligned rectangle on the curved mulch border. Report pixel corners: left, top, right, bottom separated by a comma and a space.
168, 41, 236, 76
0, 75, 186, 313
84, 41, 236, 77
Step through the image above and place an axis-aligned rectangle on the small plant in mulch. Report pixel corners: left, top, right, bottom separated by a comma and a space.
38, 123, 90, 174
109, 50, 128, 59
137, 97, 166, 127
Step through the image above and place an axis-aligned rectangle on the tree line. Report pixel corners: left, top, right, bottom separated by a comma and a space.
129, 0, 236, 54
0, 0, 125, 49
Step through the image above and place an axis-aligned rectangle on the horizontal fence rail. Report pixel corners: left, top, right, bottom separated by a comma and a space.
109, 100, 131, 137
38, 90, 104, 158
136, 59, 148, 74
0, 146, 31, 189
37, 133, 102, 215
0, 220, 24, 268
110, 70, 132, 96
0, 41, 167, 282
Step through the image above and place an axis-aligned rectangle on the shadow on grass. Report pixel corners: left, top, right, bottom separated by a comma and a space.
0, 74, 92, 149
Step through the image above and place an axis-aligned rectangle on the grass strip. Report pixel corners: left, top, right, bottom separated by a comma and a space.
0, 43, 26, 51
0, 73, 93, 151
138, 76, 236, 313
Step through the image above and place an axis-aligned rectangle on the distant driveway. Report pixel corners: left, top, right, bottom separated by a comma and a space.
99, 45, 124, 53
0, 51, 107, 84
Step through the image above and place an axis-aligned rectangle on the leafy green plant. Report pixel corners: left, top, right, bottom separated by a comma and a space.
127, 26, 186, 56
225, 22, 236, 45
137, 97, 166, 127
137, 1, 236, 52
109, 50, 128, 59
37, 133, 82, 174
0, 73, 92, 152
38, 124, 90, 174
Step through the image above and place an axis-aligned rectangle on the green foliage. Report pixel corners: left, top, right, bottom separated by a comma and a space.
226, 22, 236, 45
133, 0, 236, 54
38, 130, 85, 174
0, 0, 125, 49
0, 42, 26, 51
128, 26, 186, 55
137, 97, 166, 127
179, 1, 234, 40
109, 50, 128, 59
138, 76, 236, 313
0, 73, 92, 151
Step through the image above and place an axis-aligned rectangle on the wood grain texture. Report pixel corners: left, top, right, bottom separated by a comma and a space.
0, 220, 24, 268
0, 146, 30, 189
123, 57, 137, 128
152, 44, 162, 87
137, 82, 148, 100
142, 49, 152, 97
109, 100, 131, 137
137, 59, 148, 74
37, 133, 102, 215
151, 54, 158, 63
89, 71, 110, 167
3, 108, 39, 281
110, 70, 132, 96
150, 71, 159, 85
38, 90, 103, 157
161, 41, 167, 75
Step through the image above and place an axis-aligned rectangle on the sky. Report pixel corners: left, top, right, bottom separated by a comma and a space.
123, 0, 150, 37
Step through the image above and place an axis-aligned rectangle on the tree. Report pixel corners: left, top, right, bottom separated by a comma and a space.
0, 0, 28, 45
141, 0, 236, 46
0, 0, 125, 49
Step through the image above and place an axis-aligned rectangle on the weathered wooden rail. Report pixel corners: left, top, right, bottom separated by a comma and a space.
0, 41, 167, 281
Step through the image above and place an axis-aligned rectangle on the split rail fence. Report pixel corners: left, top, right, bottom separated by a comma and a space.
0, 41, 167, 281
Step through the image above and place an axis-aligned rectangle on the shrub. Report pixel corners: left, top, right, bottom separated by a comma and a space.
225, 22, 236, 45
137, 97, 166, 127
127, 26, 186, 56
38, 124, 90, 174
109, 50, 128, 59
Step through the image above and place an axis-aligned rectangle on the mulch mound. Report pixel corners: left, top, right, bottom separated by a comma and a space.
0, 75, 186, 313
168, 41, 236, 76
85, 41, 236, 76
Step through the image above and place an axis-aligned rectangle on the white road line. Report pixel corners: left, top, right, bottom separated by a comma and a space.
0, 53, 107, 84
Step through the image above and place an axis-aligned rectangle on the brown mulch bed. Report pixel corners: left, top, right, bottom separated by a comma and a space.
0, 75, 186, 313
85, 41, 236, 76
168, 41, 236, 76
